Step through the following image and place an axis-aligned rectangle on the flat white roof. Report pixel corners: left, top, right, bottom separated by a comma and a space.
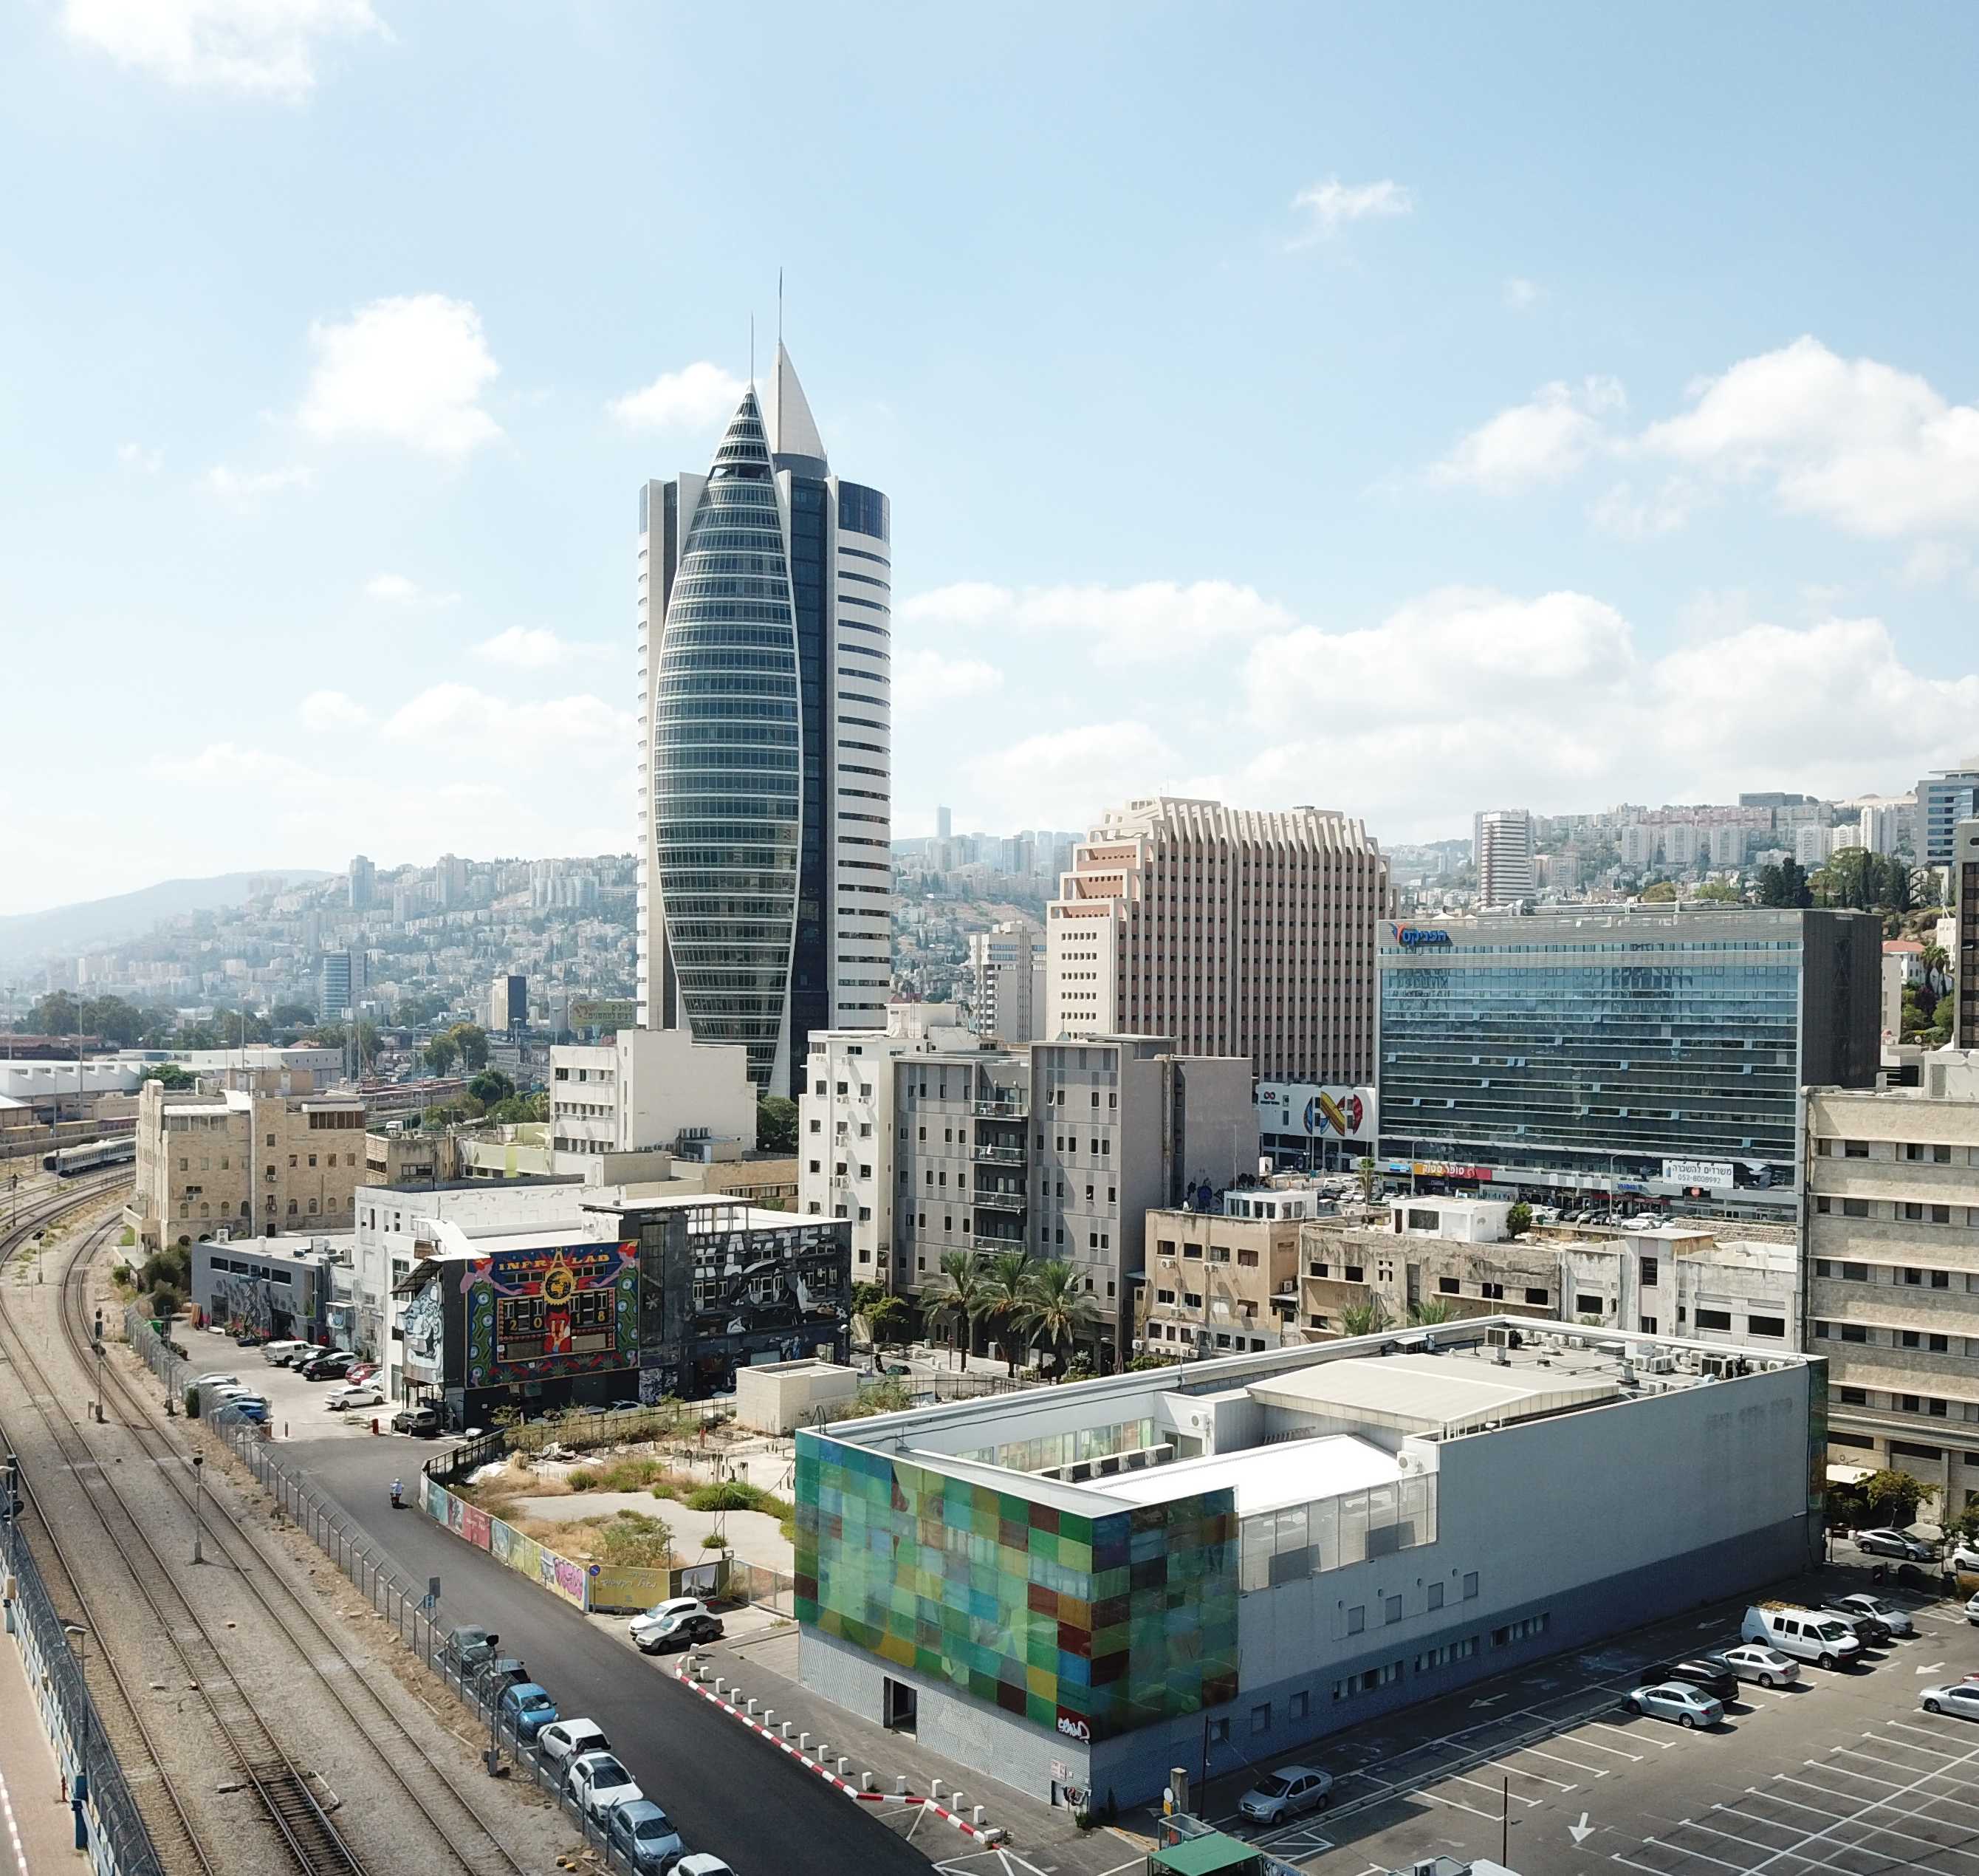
1249, 1352, 1617, 1437
1083, 1434, 1402, 1518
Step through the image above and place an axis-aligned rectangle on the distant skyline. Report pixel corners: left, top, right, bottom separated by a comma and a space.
7, 4, 1979, 912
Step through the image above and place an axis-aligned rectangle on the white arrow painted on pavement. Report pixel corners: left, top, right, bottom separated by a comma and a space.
1917, 1661, 1947, 1675
1570, 1811, 1594, 1844
1470, 1694, 1509, 1709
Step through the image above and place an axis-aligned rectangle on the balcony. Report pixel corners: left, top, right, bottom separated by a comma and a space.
973, 1100, 1026, 1119
973, 1232, 1026, 1253
973, 1143, 1026, 1165
975, 1189, 1026, 1213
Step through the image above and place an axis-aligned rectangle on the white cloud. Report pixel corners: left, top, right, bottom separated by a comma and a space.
298, 689, 371, 731
364, 572, 460, 608
961, 722, 1176, 832
203, 462, 313, 504
473, 626, 594, 671
377, 683, 630, 763
609, 361, 747, 431
116, 441, 162, 473
1899, 541, 1970, 589
1502, 278, 1540, 311
1588, 476, 1695, 540
299, 295, 501, 458
63, 0, 387, 99
900, 579, 1296, 664
1430, 377, 1625, 493
1289, 177, 1414, 243
894, 648, 1003, 713
1640, 335, 1979, 538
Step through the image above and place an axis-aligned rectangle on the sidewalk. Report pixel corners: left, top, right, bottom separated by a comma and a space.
0, 1634, 83, 1873
690, 1621, 1154, 1876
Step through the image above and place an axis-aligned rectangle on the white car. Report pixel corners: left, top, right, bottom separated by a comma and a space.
263, 1340, 313, 1366
1238, 1764, 1332, 1824
1720, 1644, 1799, 1688
1628, 1682, 1724, 1728
673, 1860, 734, 1876
1828, 1592, 1915, 1637
536, 1718, 610, 1773
1921, 1682, 1979, 1720
326, 1383, 384, 1411
191, 1373, 241, 1389
1965, 1592, 1979, 1626
628, 1597, 707, 1646
566, 1750, 643, 1822
1950, 1542, 1979, 1573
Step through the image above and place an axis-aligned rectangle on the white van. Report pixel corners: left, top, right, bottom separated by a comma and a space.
263, 1341, 314, 1366
1740, 1603, 1863, 1668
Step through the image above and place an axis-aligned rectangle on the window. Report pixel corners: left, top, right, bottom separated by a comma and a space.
1695, 1307, 1731, 1331
1523, 1287, 1548, 1306
1639, 1317, 1657, 1334
1249, 1703, 1270, 1735
1492, 1614, 1549, 1646
1840, 1261, 1868, 1281
1748, 1315, 1786, 1338
1438, 1276, 1461, 1295
1639, 1256, 1659, 1287
1839, 1387, 1868, 1405
1207, 1717, 1229, 1745
1462, 1572, 1479, 1600
1576, 1293, 1602, 1315
1385, 1594, 1403, 1623
1289, 1691, 1309, 1721
1840, 1324, 1867, 1343
1842, 1197, 1870, 1218
1344, 1264, 1365, 1284
1844, 1140, 1869, 1157
1427, 1581, 1444, 1611
1479, 1281, 1503, 1301
1346, 1605, 1365, 1634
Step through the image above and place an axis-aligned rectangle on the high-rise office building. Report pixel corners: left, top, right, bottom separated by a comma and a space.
1918, 764, 1979, 868
1955, 817, 1979, 1051
487, 973, 527, 1037
936, 805, 952, 841
1472, 807, 1536, 906
349, 853, 375, 910
1046, 797, 1388, 1084
318, 951, 362, 1020
637, 346, 893, 1093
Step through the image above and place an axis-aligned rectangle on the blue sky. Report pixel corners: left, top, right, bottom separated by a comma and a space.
6, 2, 1979, 913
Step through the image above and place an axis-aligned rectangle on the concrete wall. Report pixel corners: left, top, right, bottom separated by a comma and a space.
735, 1360, 859, 1434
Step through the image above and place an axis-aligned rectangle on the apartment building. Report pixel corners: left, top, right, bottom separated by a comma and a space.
1046, 797, 1390, 1084
968, 920, 1044, 1044
892, 1036, 1256, 1367
1472, 808, 1535, 907
1805, 1078, 1979, 1507
1955, 817, 1979, 1050
1140, 1189, 1316, 1359
548, 1028, 755, 1163
131, 1069, 366, 1250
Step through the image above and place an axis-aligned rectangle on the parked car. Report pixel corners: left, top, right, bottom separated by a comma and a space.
497, 1682, 558, 1740
1818, 1601, 1893, 1647
566, 1751, 644, 1823
1238, 1764, 1333, 1824
439, 1626, 498, 1675
326, 1384, 384, 1411
1856, 1527, 1933, 1561
1949, 1541, 1979, 1573
344, 1363, 377, 1383
1966, 1592, 1979, 1627
1921, 1681, 1979, 1721
628, 1598, 709, 1648
470, 1657, 531, 1699
538, 1718, 610, 1775
673, 1859, 733, 1876
1627, 1682, 1725, 1728
1740, 1603, 1864, 1669
1827, 1592, 1913, 1638
263, 1341, 314, 1366
606, 1798, 685, 1875
635, 1610, 724, 1654
1721, 1644, 1800, 1688
1644, 1657, 1739, 1702
393, 1403, 444, 1437
300, 1352, 357, 1380
191, 1372, 241, 1389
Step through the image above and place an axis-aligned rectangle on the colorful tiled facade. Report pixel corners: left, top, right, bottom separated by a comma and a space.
795, 1431, 1239, 1744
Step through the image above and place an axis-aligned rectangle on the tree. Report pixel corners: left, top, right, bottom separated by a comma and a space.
1690, 881, 1743, 903
1337, 1296, 1390, 1338
270, 1001, 316, 1027
447, 1023, 490, 1072
977, 1250, 1036, 1374
139, 1064, 194, 1090
1016, 1259, 1103, 1377
1639, 880, 1678, 903
1406, 1297, 1457, 1326
468, 1069, 516, 1110
1504, 1202, 1533, 1239
756, 1095, 798, 1154
78, 995, 151, 1046
1755, 857, 1812, 908
864, 1294, 911, 1347
1355, 1156, 1380, 1204
24, 991, 79, 1035
422, 1033, 460, 1078
925, 1250, 987, 1369
1860, 1467, 1936, 1530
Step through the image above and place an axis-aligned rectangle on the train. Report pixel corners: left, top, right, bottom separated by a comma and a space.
42, 1135, 136, 1177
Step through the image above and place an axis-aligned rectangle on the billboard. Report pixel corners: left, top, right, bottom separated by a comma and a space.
462, 1241, 639, 1388
1255, 1082, 1378, 1143
1661, 1158, 1735, 1188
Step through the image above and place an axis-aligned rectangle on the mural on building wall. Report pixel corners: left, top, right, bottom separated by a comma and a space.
462, 1242, 639, 1388
215, 1273, 275, 1337
400, 1274, 445, 1384
668, 1219, 850, 1396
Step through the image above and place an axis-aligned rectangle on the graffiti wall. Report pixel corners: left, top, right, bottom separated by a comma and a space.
426, 1477, 589, 1610
462, 1241, 639, 1390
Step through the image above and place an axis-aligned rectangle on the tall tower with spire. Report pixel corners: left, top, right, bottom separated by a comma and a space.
637, 346, 893, 1094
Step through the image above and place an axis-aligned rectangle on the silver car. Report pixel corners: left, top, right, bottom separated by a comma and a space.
1238, 1764, 1332, 1825
1628, 1681, 1724, 1728
1829, 1592, 1915, 1637
1921, 1682, 1979, 1721
1720, 1643, 1800, 1688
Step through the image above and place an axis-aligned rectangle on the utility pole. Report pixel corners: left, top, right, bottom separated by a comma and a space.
191, 1454, 205, 1565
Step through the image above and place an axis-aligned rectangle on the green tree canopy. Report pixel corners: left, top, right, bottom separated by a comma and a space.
977, 1250, 1036, 1375
138, 1064, 195, 1089
925, 1250, 988, 1369
1755, 856, 1813, 908
446, 1023, 490, 1071
756, 1095, 798, 1153
23, 991, 80, 1035
422, 1033, 460, 1078
1015, 1259, 1103, 1377
468, 1068, 516, 1109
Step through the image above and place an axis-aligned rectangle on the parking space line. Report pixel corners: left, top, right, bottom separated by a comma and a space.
1822, 1752, 1906, 1785
1417, 1787, 1509, 1823
1514, 1742, 1609, 1776
1623, 1831, 1764, 1874
1765, 1779, 1851, 1819
1586, 1719, 1677, 1748
1568, 1730, 1646, 1760
1734, 1730, 1979, 1875
1677, 1818, 1857, 1874
1481, 1758, 1577, 1791
1441, 1772, 1541, 1806
1888, 1721, 1971, 1750
1763, 1787, 1979, 1867
1906, 1783, 1979, 1820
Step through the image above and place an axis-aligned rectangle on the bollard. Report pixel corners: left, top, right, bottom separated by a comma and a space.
836, 1757, 848, 1776
799, 1733, 811, 1753
762, 1710, 774, 1727
713, 1677, 725, 1696
973, 1806, 985, 1827
860, 1772, 873, 1792
780, 1722, 792, 1740
931, 1779, 944, 1801
895, 1776, 908, 1795
745, 1699, 758, 1716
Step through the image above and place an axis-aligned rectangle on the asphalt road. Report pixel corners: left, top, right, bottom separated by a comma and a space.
284, 1435, 928, 1876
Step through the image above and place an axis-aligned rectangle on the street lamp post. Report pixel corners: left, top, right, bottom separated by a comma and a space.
191, 1454, 205, 1566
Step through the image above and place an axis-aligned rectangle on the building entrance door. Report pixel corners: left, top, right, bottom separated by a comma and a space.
882, 1676, 917, 1734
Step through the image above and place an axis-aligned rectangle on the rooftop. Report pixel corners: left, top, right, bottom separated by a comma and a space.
1247, 1351, 1617, 1438
1085, 1433, 1397, 1519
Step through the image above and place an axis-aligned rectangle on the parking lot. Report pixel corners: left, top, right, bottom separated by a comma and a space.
1180, 1556, 1979, 1876
182, 1330, 414, 1440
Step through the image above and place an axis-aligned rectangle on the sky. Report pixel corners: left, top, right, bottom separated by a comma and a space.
7, 3, 1979, 914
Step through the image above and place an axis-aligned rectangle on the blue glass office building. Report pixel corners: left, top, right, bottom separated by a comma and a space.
1376, 908, 1879, 1209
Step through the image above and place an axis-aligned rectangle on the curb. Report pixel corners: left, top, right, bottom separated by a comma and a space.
671, 1664, 1006, 1844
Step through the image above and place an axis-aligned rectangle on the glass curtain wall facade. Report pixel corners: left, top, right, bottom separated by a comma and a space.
652, 389, 801, 1089
1379, 913, 1808, 1185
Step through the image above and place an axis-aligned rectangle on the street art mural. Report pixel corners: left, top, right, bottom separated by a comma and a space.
462, 1242, 639, 1389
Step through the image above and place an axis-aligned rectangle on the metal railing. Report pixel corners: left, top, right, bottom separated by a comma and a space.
971, 1143, 1026, 1164
4, 1504, 164, 1876
120, 1308, 656, 1874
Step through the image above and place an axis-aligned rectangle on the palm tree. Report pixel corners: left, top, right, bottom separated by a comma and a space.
1336, 1295, 1390, 1338
1921, 942, 1951, 999
1406, 1297, 1456, 1326
977, 1250, 1035, 1375
927, 1250, 988, 1370
1015, 1260, 1102, 1379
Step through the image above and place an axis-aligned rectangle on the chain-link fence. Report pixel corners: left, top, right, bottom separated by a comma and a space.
4, 1477, 165, 1876
120, 1307, 659, 1875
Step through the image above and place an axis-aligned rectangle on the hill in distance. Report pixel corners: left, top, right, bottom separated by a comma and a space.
0, 870, 332, 968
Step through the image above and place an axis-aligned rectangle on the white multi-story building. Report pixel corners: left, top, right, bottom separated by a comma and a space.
1473, 807, 1536, 905
1046, 797, 1389, 1085
636, 346, 891, 1094
549, 1028, 755, 1166
967, 919, 1043, 1044
1618, 822, 1654, 870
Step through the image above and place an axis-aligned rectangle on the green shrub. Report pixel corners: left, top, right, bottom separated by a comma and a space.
596, 1510, 673, 1569
567, 1469, 597, 1490
700, 1533, 725, 1550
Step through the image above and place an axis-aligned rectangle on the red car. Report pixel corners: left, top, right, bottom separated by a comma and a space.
345, 1363, 377, 1383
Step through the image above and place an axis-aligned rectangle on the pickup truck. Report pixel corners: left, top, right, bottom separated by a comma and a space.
392, 1403, 444, 1437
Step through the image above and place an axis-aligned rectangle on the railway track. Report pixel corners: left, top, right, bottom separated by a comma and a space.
22, 1203, 532, 1876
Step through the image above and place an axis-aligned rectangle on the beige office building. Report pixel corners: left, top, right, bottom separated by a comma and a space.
1046, 797, 1390, 1084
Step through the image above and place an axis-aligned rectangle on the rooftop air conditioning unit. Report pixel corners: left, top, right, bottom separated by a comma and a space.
1643, 1353, 1676, 1375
